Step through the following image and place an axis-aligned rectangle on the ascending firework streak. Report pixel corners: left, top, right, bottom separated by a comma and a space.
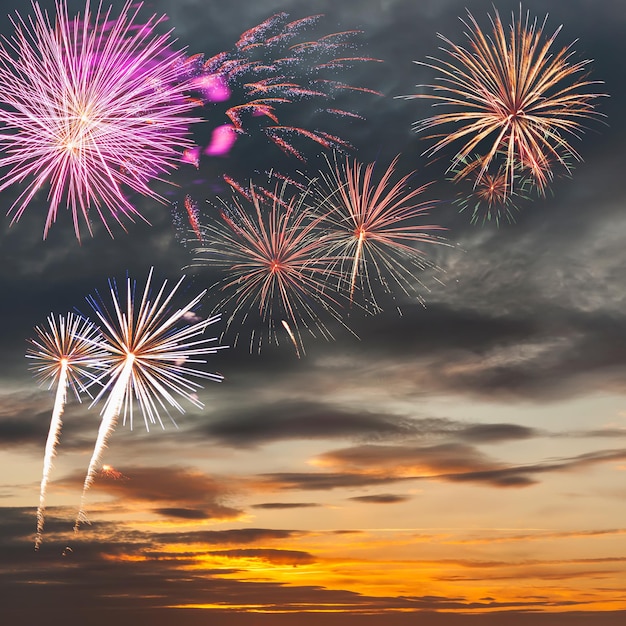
402, 7, 605, 196
0, 0, 197, 239
191, 183, 351, 356
27, 313, 107, 549
74, 269, 225, 530
308, 155, 446, 310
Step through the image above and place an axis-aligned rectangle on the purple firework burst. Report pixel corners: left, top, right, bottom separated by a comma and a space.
0, 0, 198, 239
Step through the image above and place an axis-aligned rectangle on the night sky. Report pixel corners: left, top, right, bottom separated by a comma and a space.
1, 0, 626, 624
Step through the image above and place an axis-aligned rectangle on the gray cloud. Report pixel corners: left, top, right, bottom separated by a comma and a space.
59, 466, 243, 522
251, 502, 320, 509
348, 493, 410, 504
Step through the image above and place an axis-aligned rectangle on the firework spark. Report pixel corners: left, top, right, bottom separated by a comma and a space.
100, 464, 127, 480
74, 269, 224, 530
0, 0, 198, 239
26, 313, 107, 549
451, 155, 531, 226
403, 7, 604, 196
191, 182, 351, 355
308, 155, 446, 310
188, 12, 381, 165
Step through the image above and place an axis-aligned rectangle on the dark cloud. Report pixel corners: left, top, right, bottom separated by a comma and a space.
0, 417, 46, 447
314, 444, 626, 489
59, 466, 243, 521
201, 400, 424, 446
255, 472, 410, 491
158, 527, 304, 545
251, 502, 320, 509
348, 493, 410, 504
1, 507, 566, 621
250, 445, 626, 491
0, 391, 53, 447
196, 397, 541, 448
153, 507, 209, 520
319, 442, 499, 475
459, 424, 537, 443
209, 548, 316, 565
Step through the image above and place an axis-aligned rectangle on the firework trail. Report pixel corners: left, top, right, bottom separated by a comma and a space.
0, 0, 198, 239
307, 155, 446, 311
26, 313, 107, 549
74, 269, 225, 530
172, 194, 203, 244
191, 182, 352, 355
183, 12, 381, 167
402, 7, 605, 196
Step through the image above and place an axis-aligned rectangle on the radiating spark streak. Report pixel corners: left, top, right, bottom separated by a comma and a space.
73, 269, 225, 530
191, 183, 353, 354
281, 320, 301, 358
400, 7, 605, 196
0, 0, 198, 239
184, 195, 203, 242
27, 313, 107, 549
308, 155, 446, 308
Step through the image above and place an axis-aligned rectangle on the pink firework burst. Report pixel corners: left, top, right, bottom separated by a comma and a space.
187, 12, 381, 165
0, 0, 198, 239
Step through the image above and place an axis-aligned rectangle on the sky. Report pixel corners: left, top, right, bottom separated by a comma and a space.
1, 0, 626, 624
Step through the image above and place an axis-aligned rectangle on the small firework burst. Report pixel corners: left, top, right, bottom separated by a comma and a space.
450, 155, 531, 226
99, 465, 127, 480
403, 6, 605, 197
74, 268, 225, 529
27, 312, 108, 549
191, 182, 351, 355
0, 0, 198, 239
307, 155, 446, 310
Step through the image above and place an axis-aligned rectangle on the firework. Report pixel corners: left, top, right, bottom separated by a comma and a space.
26, 313, 107, 549
191, 182, 351, 355
74, 269, 224, 529
404, 7, 604, 196
307, 155, 446, 310
188, 12, 381, 165
99, 464, 127, 480
451, 155, 531, 226
0, 0, 198, 239
171, 194, 204, 245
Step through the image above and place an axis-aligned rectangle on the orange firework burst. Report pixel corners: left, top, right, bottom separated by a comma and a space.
308, 155, 446, 310
100, 465, 127, 480
191, 182, 352, 355
404, 7, 605, 196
